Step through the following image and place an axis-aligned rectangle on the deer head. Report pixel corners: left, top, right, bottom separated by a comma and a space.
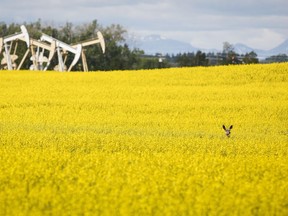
223, 125, 233, 137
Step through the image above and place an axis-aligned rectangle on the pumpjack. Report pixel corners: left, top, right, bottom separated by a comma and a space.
0, 25, 105, 71
72, 31, 105, 71
0, 25, 30, 70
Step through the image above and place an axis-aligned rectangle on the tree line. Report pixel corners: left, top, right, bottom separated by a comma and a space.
0, 20, 286, 71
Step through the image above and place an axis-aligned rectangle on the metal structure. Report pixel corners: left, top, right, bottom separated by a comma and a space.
40, 34, 82, 72
72, 31, 105, 71
0, 25, 105, 71
1, 25, 30, 70
18, 38, 56, 70
0, 38, 3, 54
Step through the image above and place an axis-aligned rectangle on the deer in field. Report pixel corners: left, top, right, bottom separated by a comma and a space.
222, 125, 233, 137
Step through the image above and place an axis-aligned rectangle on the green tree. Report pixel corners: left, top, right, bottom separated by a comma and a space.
222, 42, 237, 64
76, 19, 101, 41
265, 54, 288, 63
194, 50, 208, 66
0, 22, 8, 36
176, 53, 193, 67
96, 24, 142, 70
60, 22, 74, 43
243, 51, 259, 64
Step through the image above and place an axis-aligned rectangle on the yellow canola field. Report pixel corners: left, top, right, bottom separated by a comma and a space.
0, 63, 287, 215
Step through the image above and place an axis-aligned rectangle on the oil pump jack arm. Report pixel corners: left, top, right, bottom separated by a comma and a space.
70, 31, 105, 72
71, 32, 105, 53
17, 38, 57, 70
2, 25, 30, 70
40, 33, 82, 71
3, 25, 30, 47
20, 38, 56, 61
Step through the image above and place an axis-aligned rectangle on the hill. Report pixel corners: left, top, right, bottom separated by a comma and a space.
127, 34, 288, 58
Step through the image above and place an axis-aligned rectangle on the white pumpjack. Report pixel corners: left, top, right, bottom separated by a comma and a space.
71, 31, 105, 71
1, 25, 30, 70
41, 33, 82, 72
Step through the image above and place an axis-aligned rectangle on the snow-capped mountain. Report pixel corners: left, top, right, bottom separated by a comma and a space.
126, 34, 199, 55
233, 43, 256, 55
126, 34, 288, 58
268, 39, 288, 55
233, 43, 267, 59
233, 40, 288, 59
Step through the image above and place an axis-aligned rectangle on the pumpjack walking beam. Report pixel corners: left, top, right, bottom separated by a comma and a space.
40, 33, 82, 72
1, 25, 30, 70
72, 31, 105, 71
18, 38, 56, 70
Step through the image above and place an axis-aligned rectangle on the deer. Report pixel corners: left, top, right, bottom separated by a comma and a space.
222, 125, 233, 137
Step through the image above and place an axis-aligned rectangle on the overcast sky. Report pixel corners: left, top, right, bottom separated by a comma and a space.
1, 0, 287, 50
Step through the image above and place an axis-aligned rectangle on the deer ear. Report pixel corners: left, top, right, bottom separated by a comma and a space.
229, 125, 233, 129
223, 125, 226, 130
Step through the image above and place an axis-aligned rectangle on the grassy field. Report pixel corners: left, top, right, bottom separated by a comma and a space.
0, 63, 287, 215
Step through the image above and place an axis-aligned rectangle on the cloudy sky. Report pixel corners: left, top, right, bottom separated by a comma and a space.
1, 0, 287, 50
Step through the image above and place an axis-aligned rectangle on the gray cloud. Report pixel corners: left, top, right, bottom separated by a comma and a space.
1, 0, 287, 49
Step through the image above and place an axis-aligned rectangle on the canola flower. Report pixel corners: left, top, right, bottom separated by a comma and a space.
0, 63, 287, 215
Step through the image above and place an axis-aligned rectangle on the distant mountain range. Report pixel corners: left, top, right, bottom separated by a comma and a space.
126, 34, 288, 59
